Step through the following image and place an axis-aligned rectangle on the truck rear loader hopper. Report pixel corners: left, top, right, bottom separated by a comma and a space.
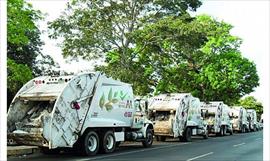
7, 72, 154, 156
148, 93, 208, 142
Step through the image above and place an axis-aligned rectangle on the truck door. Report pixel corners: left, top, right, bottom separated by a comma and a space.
132, 99, 145, 129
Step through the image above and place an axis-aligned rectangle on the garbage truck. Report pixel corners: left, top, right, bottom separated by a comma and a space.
7, 72, 154, 156
247, 109, 258, 131
230, 106, 249, 133
201, 102, 233, 136
148, 93, 208, 142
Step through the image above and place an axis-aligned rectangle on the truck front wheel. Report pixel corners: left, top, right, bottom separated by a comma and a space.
100, 131, 116, 153
223, 126, 227, 136
142, 129, 153, 148
182, 127, 192, 142
82, 131, 99, 156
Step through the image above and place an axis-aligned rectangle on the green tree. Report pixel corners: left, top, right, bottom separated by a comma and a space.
8, 0, 59, 76
48, 0, 201, 95
129, 15, 259, 103
195, 52, 259, 104
7, 59, 33, 93
7, 0, 42, 45
48, 0, 202, 61
238, 96, 263, 119
48, 0, 259, 104
7, 59, 33, 104
7, 0, 60, 106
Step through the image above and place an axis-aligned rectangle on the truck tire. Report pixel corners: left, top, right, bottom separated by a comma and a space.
241, 126, 245, 133
82, 130, 99, 156
160, 136, 166, 142
218, 126, 224, 136
223, 126, 226, 136
183, 127, 192, 142
242, 126, 246, 133
100, 131, 116, 154
142, 129, 153, 148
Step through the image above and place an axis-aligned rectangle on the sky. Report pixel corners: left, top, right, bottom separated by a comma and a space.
28, 0, 270, 109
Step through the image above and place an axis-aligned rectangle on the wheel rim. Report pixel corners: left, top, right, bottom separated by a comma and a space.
106, 134, 114, 150
88, 135, 97, 152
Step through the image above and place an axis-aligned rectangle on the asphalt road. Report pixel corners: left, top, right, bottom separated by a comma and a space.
8, 131, 263, 161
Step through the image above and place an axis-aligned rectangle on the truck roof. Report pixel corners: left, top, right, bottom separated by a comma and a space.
148, 93, 192, 111
17, 72, 131, 101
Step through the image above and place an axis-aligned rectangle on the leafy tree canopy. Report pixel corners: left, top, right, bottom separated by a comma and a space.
102, 14, 259, 104
7, 58, 33, 94
48, 0, 202, 61
7, 0, 42, 45
7, 0, 60, 106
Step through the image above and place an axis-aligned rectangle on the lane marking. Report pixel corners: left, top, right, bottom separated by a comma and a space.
233, 143, 245, 147
77, 143, 190, 161
186, 152, 214, 161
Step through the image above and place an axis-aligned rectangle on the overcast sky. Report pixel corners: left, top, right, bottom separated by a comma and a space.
28, 0, 270, 109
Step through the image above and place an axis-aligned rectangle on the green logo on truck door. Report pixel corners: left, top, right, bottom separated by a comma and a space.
99, 88, 130, 111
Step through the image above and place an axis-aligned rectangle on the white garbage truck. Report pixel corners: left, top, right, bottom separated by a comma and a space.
247, 109, 258, 131
148, 93, 208, 142
201, 102, 233, 136
7, 72, 154, 156
230, 106, 249, 133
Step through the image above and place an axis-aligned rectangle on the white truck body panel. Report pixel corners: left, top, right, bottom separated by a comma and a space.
201, 102, 222, 133
230, 106, 248, 131
247, 109, 258, 131
148, 93, 205, 138
201, 102, 232, 134
7, 72, 152, 149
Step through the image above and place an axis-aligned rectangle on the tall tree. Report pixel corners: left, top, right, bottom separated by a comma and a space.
7, 0, 60, 106
48, 0, 202, 61
48, 0, 202, 95
126, 15, 259, 103
48, 1, 259, 104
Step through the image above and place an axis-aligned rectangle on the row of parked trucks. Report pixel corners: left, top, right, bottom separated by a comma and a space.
7, 72, 263, 156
